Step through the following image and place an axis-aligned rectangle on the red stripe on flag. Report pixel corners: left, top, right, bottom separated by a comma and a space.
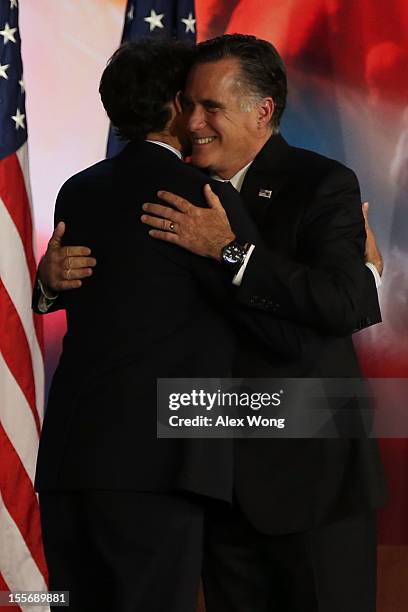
0, 154, 44, 353
0, 424, 48, 585
0, 281, 41, 436
0, 573, 10, 590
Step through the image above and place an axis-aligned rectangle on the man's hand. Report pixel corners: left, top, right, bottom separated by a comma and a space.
141, 184, 235, 260
362, 202, 383, 276
38, 221, 96, 292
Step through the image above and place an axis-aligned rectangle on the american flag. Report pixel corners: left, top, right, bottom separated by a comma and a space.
107, 0, 196, 157
0, 0, 48, 607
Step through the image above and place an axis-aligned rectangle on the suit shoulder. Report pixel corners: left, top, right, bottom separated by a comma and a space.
55, 159, 116, 225
167, 158, 210, 186
58, 158, 115, 196
289, 146, 357, 184
155, 159, 215, 206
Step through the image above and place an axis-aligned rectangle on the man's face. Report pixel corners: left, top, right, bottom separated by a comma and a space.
182, 58, 271, 179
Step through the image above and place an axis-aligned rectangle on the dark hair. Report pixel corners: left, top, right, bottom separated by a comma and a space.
195, 34, 287, 130
99, 39, 195, 141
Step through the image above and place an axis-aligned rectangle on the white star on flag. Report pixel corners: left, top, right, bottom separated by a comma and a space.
0, 22, 17, 44
12, 107, 25, 130
127, 4, 134, 21
0, 63, 10, 79
144, 9, 165, 31
181, 12, 196, 34
10, 0, 18, 8
19, 78, 25, 92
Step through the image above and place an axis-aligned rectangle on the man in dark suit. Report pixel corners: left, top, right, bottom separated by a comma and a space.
139, 35, 386, 612
33, 39, 275, 612
37, 36, 385, 612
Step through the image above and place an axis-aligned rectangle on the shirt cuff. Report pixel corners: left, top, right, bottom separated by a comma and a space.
37, 278, 59, 313
232, 244, 256, 286
365, 262, 382, 289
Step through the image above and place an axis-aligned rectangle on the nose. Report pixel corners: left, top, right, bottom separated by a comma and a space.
187, 105, 206, 132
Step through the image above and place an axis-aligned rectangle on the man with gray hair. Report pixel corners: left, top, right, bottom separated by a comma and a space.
37, 34, 385, 612
141, 34, 385, 612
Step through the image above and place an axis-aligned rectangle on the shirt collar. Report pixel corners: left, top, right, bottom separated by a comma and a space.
211, 161, 253, 192
145, 139, 183, 160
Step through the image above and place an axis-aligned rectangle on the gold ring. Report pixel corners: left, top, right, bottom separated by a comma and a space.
169, 222, 175, 232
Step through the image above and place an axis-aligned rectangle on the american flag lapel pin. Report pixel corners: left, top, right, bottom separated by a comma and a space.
258, 188, 273, 198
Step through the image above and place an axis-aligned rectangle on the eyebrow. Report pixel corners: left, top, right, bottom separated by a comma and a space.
182, 94, 226, 110
201, 99, 226, 109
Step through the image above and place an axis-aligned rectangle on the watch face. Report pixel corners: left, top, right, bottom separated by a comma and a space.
223, 242, 245, 265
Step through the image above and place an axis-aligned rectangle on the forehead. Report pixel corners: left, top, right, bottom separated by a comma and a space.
185, 58, 242, 100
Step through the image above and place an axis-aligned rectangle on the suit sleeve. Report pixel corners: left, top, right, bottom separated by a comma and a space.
188, 181, 327, 358
233, 167, 381, 336
31, 275, 64, 314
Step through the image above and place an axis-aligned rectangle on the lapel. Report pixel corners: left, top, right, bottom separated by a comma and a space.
240, 134, 291, 225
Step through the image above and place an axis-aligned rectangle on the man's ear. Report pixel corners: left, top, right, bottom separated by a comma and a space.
175, 90, 183, 115
258, 97, 275, 128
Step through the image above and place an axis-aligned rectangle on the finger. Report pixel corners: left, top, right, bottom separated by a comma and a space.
362, 211, 372, 236
57, 279, 83, 291
204, 183, 223, 209
48, 221, 66, 248
62, 264, 92, 280
63, 267, 93, 280
142, 202, 181, 220
64, 245, 93, 257
157, 191, 191, 213
62, 256, 96, 270
148, 229, 180, 244
141, 214, 177, 232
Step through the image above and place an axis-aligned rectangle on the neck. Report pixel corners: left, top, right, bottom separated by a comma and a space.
146, 131, 182, 152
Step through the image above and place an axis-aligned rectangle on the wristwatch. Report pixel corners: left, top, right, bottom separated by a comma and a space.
221, 240, 250, 272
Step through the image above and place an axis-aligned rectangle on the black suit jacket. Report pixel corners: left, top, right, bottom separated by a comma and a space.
34, 140, 256, 502
231, 134, 386, 533
33, 140, 327, 502
35, 136, 385, 533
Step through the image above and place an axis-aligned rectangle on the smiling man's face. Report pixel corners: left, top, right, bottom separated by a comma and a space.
182, 58, 273, 179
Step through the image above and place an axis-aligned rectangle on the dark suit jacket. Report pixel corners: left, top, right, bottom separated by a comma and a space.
34, 140, 254, 502
33, 140, 325, 503
35, 136, 385, 534
230, 134, 386, 534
